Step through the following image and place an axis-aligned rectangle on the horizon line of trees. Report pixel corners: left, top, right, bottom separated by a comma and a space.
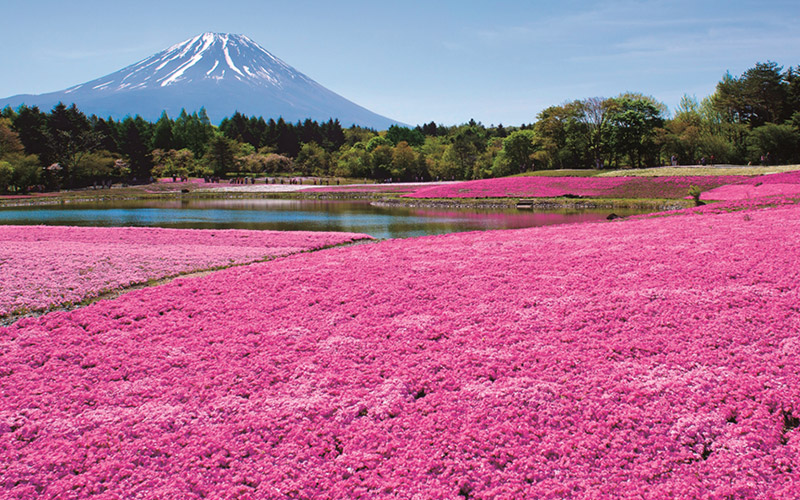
2, 60, 800, 193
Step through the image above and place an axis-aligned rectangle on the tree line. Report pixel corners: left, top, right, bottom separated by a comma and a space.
1, 61, 799, 193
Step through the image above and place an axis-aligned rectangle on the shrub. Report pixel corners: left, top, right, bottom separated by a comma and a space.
688, 185, 704, 206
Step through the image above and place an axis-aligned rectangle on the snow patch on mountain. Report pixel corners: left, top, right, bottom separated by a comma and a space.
88, 33, 301, 91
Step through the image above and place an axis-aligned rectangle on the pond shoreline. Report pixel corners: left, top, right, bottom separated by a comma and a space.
0, 188, 692, 212
369, 197, 690, 211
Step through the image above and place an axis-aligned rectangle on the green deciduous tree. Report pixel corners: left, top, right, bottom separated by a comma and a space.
0, 118, 24, 158
535, 102, 588, 169
447, 125, 487, 179
370, 145, 394, 179
746, 123, 800, 164
365, 135, 392, 152
152, 149, 197, 179
606, 95, 665, 167
3, 153, 41, 193
263, 153, 293, 174
386, 125, 425, 147
74, 150, 119, 182
577, 97, 616, 168
0, 161, 12, 192
492, 129, 538, 176
390, 141, 423, 180
335, 145, 371, 178
658, 94, 739, 164
295, 142, 330, 176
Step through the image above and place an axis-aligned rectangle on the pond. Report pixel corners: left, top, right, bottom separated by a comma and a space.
0, 199, 648, 239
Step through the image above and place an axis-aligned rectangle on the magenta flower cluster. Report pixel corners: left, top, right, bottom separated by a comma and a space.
702, 170, 800, 201
636, 195, 800, 220
305, 184, 428, 194
2, 204, 800, 498
404, 175, 744, 199
0, 225, 371, 317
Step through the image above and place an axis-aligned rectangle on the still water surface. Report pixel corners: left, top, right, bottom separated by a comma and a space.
0, 199, 647, 239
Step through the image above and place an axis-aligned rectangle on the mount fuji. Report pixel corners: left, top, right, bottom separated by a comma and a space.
0, 33, 403, 129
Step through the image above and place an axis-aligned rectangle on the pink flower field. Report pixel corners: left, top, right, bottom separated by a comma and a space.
405, 175, 746, 200
632, 194, 800, 221
305, 183, 442, 194
2, 203, 800, 498
0, 226, 371, 318
702, 170, 800, 201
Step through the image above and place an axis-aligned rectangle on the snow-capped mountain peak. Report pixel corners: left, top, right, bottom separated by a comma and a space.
1, 33, 402, 129
67, 33, 309, 94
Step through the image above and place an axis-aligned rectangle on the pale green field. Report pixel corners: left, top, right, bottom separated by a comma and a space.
513, 169, 601, 177
597, 165, 800, 177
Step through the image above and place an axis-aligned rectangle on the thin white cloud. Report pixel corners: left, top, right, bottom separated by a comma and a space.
471, 0, 798, 49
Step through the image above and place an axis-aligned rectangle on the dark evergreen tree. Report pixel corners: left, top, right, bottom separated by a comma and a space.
120, 116, 153, 180
186, 111, 213, 157
320, 119, 346, 152
420, 121, 444, 137
172, 109, 191, 151
152, 112, 174, 151
275, 118, 300, 157
45, 103, 97, 186
1, 106, 16, 120
785, 66, 800, 118
198, 107, 211, 126
250, 116, 268, 149
204, 134, 237, 176
714, 62, 789, 127
11, 105, 48, 160
221, 111, 257, 147
300, 119, 323, 145
448, 125, 488, 177
262, 118, 278, 151
91, 116, 120, 153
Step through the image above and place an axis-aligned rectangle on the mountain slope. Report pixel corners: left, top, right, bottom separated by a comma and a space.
0, 33, 403, 129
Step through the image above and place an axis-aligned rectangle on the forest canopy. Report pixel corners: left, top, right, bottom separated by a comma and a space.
1, 61, 799, 193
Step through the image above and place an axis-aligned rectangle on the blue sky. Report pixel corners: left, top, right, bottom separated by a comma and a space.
2, 0, 799, 126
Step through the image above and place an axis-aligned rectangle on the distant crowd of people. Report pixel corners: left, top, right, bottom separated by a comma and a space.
669, 155, 717, 167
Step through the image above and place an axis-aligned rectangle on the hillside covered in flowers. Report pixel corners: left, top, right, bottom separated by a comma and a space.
2, 200, 799, 498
